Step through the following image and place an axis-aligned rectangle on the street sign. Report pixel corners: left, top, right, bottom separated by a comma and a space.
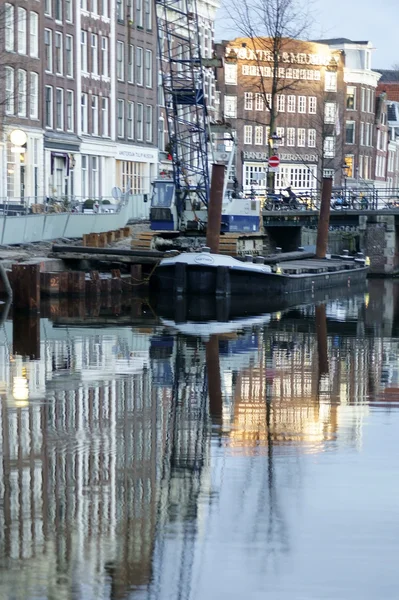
268, 155, 280, 168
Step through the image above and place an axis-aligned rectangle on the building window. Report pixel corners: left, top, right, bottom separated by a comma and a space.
30, 72, 39, 119
102, 0, 109, 18
254, 126, 263, 145
17, 69, 27, 117
324, 102, 336, 124
92, 0, 98, 14
44, 29, 52, 72
324, 136, 335, 157
158, 117, 165, 151
128, 44, 134, 83
81, 93, 88, 133
298, 96, 306, 113
255, 94, 264, 111
5, 4, 14, 52
101, 37, 109, 77
65, 0, 73, 21
145, 49, 152, 87
102, 97, 109, 136
127, 101, 134, 139
308, 129, 316, 148
286, 127, 295, 146
297, 128, 306, 147
55, 0, 62, 21
91, 156, 99, 197
225, 64, 237, 85
66, 90, 74, 131
360, 122, 364, 145
91, 95, 98, 135
277, 95, 285, 112
91, 34, 98, 75
5, 67, 14, 115
56, 88, 64, 129
287, 95, 296, 113
81, 0, 88, 9
18, 8, 27, 55
45, 86, 53, 128
66, 35, 73, 77
308, 96, 317, 114
136, 0, 143, 27
44, 0, 51, 16
136, 47, 143, 85
82, 155, 87, 197
136, 103, 143, 140
346, 86, 356, 110
345, 121, 355, 144
244, 125, 252, 145
144, 0, 151, 28
224, 96, 237, 118
117, 99, 124, 137
244, 92, 253, 110
276, 127, 284, 146
30, 12, 39, 58
116, 42, 125, 81
325, 71, 337, 92
55, 32, 63, 75
81, 31, 88, 72
116, 0, 123, 20
145, 105, 152, 142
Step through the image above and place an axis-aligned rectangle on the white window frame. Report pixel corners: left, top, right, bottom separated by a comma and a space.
91, 33, 99, 76
66, 90, 74, 131
30, 12, 39, 58
136, 0, 143, 27
297, 128, 306, 147
81, 31, 88, 73
345, 120, 355, 145
91, 95, 99, 135
287, 95, 296, 113
255, 93, 264, 111
18, 8, 27, 55
224, 64, 237, 85
128, 44, 134, 83
324, 136, 335, 158
45, 85, 53, 128
308, 129, 316, 148
254, 126, 263, 145
287, 127, 295, 147
66, 35, 74, 77
101, 37, 109, 78
5, 67, 14, 115
44, 0, 52, 17
277, 95, 285, 112
56, 87, 64, 130
244, 125, 252, 145
65, 0, 73, 22
30, 72, 39, 119
44, 29, 52, 72
346, 86, 356, 110
145, 49, 152, 88
17, 69, 27, 117
144, 0, 151, 29
244, 92, 253, 110
145, 105, 152, 142
5, 4, 14, 52
117, 99, 124, 137
102, 97, 109, 137
55, 31, 63, 75
136, 47, 143, 85
127, 101, 134, 139
308, 97, 317, 114
325, 71, 337, 92
224, 96, 237, 118
276, 127, 284, 146
136, 103, 143, 141
298, 96, 306, 114
81, 93, 88, 133
324, 102, 336, 124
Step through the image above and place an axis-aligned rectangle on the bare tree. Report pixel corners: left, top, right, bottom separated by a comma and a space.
220, 0, 314, 189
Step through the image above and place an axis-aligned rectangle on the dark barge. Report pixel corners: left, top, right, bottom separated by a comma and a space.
150, 248, 369, 296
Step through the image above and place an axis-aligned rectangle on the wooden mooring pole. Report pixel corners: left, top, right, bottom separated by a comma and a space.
316, 177, 333, 259
206, 163, 225, 254
12, 263, 40, 312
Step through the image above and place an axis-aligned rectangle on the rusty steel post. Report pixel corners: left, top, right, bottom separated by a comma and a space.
316, 177, 333, 259
206, 163, 225, 254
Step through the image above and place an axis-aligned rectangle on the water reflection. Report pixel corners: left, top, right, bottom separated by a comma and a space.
0, 281, 398, 598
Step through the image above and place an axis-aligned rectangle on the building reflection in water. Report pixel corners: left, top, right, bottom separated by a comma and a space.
0, 284, 397, 598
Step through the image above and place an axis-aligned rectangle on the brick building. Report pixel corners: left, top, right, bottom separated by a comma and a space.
215, 37, 395, 193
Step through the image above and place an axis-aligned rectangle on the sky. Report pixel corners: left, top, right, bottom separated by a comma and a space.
215, 0, 396, 69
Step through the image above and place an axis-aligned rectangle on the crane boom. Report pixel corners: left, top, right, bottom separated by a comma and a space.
155, 0, 210, 216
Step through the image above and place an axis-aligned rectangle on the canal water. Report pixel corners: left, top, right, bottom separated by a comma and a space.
0, 280, 399, 599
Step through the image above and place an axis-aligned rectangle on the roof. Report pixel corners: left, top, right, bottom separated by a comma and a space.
376, 69, 399, 82
312, 38, 370, 46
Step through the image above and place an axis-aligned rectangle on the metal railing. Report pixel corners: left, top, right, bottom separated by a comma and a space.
0, 196, 125, 216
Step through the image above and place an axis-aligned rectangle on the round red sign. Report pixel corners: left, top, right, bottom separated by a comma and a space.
268, 155, 280, 168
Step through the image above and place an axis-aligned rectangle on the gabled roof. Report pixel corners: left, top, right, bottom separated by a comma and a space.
312, 38, 370, 46
376, 69, 399, 82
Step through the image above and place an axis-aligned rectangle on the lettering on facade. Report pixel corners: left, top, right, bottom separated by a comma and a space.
241, 64, 321, 81
116, 149, 157, 162
242, 151, 318, 163
225, 46, 334, 67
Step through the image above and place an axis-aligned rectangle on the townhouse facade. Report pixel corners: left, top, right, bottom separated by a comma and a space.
0, 0, 159, 203
214, 37, 399, 193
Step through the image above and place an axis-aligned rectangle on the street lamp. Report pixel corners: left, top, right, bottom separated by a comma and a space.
342, 163, 350, 201
268, 131, 282, 193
